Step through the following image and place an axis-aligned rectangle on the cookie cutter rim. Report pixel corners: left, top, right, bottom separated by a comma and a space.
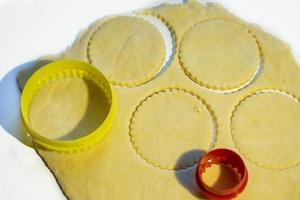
20, 60, 116, 152
195, 148, 248, 200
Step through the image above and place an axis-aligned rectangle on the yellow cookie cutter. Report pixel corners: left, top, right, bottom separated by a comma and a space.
21, 60, 116, 152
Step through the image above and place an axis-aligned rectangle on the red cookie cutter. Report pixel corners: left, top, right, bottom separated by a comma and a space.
195, 148, 248, 200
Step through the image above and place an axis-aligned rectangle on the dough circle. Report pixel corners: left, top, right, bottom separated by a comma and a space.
231, 90, 300, 169
29, 78, 110, 140
179, 19, 261, 91
87, 16, 166, 87
129, 88, 216, 170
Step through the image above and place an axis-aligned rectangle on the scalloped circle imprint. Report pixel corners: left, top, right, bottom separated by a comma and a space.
231, 90, 300, 170
179, 19, 261, 91
129, 89, 216, 170
87, 16, 166, 87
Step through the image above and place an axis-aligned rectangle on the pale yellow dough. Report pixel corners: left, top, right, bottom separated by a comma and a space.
129, 88, 215, 170
179, 19, 260, 90
29, 77, 109, 140
231, 90, 300, 170
87, 16, 166, 87
20, 1, 300, 200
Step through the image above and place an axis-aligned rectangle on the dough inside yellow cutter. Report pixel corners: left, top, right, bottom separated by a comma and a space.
21, 1, 300, 200
29, 77, 110, 140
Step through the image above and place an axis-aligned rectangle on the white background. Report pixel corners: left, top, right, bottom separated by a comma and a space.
0, 0, 299, 199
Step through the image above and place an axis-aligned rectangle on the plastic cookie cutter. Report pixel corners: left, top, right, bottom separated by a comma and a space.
195, 148, 248, 200
20, 60, 116, 152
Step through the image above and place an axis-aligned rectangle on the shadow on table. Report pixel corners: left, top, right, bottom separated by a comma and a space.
0, 59, 52, 147
175, 149, 207, 199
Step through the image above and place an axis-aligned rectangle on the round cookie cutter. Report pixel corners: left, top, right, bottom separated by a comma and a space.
20, 60, 116, 152
195, 148, 248, 200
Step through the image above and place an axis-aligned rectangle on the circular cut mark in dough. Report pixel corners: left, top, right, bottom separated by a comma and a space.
87, 16, 166, 87
140, 15, 175, 76
129, 88, 216, 170
179, 19, 261, 91
231, 90, 300, 169
29, 77, 110, 140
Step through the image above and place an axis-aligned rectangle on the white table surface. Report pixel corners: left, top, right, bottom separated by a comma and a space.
0, 0, 299, 199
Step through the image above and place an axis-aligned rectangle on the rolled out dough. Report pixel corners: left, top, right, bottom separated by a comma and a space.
22, 1, 300, 199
